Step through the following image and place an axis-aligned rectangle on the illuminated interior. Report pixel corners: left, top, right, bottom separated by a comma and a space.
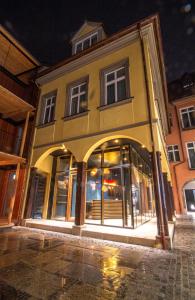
86, 139, 155, 228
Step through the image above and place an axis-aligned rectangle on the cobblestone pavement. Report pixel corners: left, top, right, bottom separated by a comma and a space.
0, 217, 195, 299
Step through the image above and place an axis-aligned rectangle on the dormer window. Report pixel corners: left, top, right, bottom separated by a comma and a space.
75, 32, 98, 54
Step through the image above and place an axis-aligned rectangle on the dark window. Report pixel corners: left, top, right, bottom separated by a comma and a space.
180, 106, 195, 129
69, 81, 88, 116
104, 64, 129, 105
42, 95, 56, 124
187, 142, 195, 169
167, 145, 180, 162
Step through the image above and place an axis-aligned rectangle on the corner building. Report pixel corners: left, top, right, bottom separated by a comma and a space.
23, 16, 174, 247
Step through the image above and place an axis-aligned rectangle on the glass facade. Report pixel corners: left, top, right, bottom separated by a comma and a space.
86, 141, 155, 228
30, 139, 155, 229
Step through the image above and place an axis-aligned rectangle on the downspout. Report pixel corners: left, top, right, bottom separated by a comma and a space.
172, 104, 185, 213
137, 23, 166, 249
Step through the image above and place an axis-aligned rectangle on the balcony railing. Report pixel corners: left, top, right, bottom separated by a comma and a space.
0, 128, 22, 156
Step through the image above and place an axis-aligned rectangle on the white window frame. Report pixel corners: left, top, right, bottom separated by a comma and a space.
43, 96, 56, 124
186, 142, 195, 169
69, 82, 87, 115
75, 32, 98, 54
180, 106, 195, 128
167, 145, 180, 162
105, 66, 126, 105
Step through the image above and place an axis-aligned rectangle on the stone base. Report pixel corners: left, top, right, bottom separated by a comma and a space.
72, 225, 86, 236
155, 235, 173, 250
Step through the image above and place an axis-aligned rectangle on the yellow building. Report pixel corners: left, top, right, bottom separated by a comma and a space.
23, 15, 174, 248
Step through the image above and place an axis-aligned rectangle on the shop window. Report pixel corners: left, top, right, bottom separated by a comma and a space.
167, 145, 180, 162
180, 106, 195, 129
187, 142, 195, 169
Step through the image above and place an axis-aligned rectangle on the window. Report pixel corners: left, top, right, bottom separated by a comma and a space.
167, 145, 180, 162
68, 80, 88, 116
41, 94, 56, 124
101, 60, 130, 106
75, 33, 98, 54
187, 142, 195, 169
180, 106, 195, 129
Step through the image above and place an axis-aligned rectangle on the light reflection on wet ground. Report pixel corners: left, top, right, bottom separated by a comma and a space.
0, 217, 195, 299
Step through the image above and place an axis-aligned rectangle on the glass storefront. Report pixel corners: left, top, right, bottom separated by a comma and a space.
30, 139, 155, 229
86, 140, 155, 228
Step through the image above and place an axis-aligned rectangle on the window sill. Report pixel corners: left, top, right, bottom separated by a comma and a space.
36, 120, 56, 129
97, 97, 134, 111
182, 126, 195, 131
63, 110, 89, 121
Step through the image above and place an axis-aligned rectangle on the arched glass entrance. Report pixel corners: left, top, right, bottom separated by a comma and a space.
86, 138, 155, 228
29, 149, 77, 221
184, 180, 195, 212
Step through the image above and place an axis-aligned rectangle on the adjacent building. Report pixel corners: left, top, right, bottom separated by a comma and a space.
166, 72, 195, 214
0, 26, 40, 225
23, 15, 174, 247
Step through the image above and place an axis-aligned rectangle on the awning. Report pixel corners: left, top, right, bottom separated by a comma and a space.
0, 151, 26, 166
0, 84, 34, 121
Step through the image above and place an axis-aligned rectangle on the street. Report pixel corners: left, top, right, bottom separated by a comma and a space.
0, 217, 195, 299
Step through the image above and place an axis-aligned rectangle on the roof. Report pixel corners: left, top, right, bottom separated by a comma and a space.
0, 25, 40, 83
71, 20, 103, 42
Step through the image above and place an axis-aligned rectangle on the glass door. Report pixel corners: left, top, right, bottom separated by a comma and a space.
70, 174, 77, 218
103, 167, 123, 227
53, 173, 69, 220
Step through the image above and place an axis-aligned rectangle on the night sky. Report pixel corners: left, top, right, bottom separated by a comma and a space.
0, 0, 195, 82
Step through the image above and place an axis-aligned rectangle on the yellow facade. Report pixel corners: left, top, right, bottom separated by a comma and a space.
24, 17, 171, 227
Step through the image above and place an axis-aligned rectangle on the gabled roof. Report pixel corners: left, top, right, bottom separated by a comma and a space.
71, 20, 103, 42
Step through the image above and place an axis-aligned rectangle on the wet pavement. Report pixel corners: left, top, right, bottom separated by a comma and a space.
0, 217, 195, 299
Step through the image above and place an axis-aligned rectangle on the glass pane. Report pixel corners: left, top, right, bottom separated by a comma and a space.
71, 97, 78, 115
182, 113, 190, 128
104, 150, 120, 167
72, 87, 79, 95
88, 153, 101, 169
106, 72, 115, 82
49, 105, 55, 122
168, 152, 174, 162
117, 79, 126, 101
121, 146, 130, 164
79, 93, 87, 113
76, 43, 82, 53
44, 107, 50, 123
54, 174, 69, 219
91, 34, 98, 45
86, 169, 101, 224
46, 98, 51, 105
103, 168, 123, 226
56, 156, 70, 172
71, 175, 77, 217
80, 83, 87, 92
107, 84, 115, 104
175, 151, 180, 161
189, 149, 195, 168
189, 111, 195, 127
117, 67, 125, 78
83, 39, 90, 49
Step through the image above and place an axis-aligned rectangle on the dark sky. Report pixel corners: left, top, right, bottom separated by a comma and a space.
0, 0, 195, 82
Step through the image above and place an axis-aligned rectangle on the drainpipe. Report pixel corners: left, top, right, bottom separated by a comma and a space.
137, 23, 166, 249
172, 104, 185, 213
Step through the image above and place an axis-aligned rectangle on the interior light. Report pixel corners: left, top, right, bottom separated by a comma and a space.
114, 139, 119, 143
141, 145, 145, 148
13, 174, 16, 180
